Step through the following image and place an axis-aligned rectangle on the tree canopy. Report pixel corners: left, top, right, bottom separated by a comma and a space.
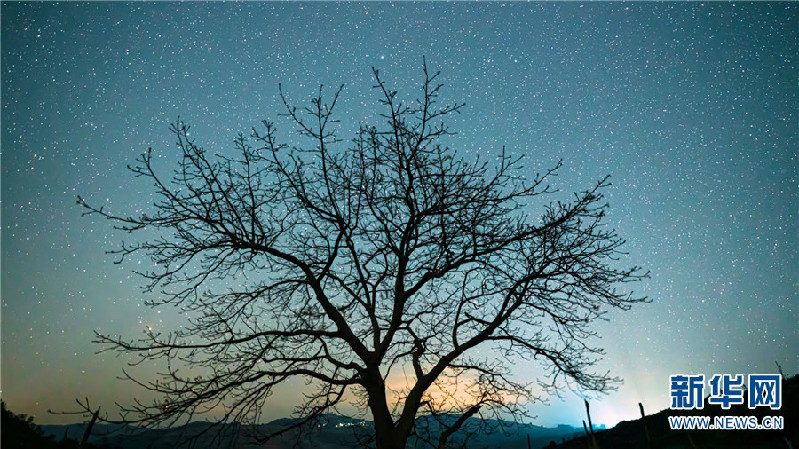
79, 62, 647, 449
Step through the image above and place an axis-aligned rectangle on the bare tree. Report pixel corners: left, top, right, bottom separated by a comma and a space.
79, 62, 647, 449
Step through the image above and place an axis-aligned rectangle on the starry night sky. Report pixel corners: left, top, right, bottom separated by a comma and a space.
2, 2, 797, 428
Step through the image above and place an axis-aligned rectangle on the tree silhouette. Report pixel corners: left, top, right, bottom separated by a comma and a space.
79, 62, 647, 449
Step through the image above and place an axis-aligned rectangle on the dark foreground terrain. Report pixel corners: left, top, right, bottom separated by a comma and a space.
550, 374, 798, 449
4, 375, 796, 449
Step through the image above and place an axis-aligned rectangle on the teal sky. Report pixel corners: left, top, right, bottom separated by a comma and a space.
2, 2, 796, 428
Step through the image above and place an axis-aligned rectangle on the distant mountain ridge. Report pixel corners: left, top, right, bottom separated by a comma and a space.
31, 375, 798, 449
39, 414, 583, 449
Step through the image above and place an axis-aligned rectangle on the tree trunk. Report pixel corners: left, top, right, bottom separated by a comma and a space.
372, 412, 410, 449
375, 429, 408, 449
364, 369, 410, 449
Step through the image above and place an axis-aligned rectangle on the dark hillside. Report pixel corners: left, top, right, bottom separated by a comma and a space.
551, 375, 797, 449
